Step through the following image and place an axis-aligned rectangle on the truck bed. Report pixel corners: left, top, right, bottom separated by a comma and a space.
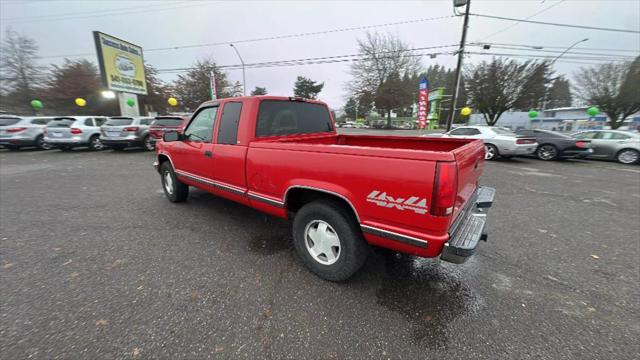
251, 134, 480, 162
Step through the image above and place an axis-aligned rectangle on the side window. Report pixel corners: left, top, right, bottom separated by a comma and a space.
84, 118, 94, 126
611, 132, 630, 140
449, 128, 469, 136
217, 102, 243, 145
595, 132, 615, 140
468, 128, 481, 135
576, 132, 596, 139
184, 107, 218, 142
95, 118, 107, 126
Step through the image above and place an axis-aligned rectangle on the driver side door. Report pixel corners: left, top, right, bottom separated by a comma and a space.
170, 106, 218, 186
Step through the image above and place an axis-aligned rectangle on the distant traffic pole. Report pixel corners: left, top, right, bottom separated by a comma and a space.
446, 0, 471, 131
230, 43, 247, 96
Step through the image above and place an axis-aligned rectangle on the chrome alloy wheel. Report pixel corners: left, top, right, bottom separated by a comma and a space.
485, 145, 496, 160
617, 149, 639, 164
537, 145, 557, 160
304, 220, 341, 265
163, 170, 174, 195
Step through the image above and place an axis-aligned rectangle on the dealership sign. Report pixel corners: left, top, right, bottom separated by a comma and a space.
93, 31, 147, 95
417, 77, 429, 129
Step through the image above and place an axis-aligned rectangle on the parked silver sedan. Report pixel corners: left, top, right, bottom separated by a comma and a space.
100, 117, 154, 151
44, 116, 108, 151
0, 116, 54, 150
573, 130, 640, 164
442, 125, 538, 160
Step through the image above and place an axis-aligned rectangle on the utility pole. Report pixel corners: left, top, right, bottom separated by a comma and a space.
229, 43, 247, 96
446, 0, 471, 131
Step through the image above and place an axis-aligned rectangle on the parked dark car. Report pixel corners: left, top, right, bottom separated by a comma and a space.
516, 129, 593, 160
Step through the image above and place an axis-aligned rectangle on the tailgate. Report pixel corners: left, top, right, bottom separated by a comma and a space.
451, 140, 485, 222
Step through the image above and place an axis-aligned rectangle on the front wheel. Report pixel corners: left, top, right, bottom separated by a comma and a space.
484, 144, 498, 160
536, 144, 558, 161
292, 200, 369, 282
160, 161, 188, 202
36, 135, 52, 150
616, 149, 639, 164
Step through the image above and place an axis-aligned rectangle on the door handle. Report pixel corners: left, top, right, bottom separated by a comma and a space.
204, 150, 213, 157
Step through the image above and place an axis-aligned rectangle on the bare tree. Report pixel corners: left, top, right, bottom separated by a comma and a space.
465, 58, 548, 126
348, 32, 421, 97
172, 58, 233, 111
574, 57, 640, 129
0, 28, 42, 112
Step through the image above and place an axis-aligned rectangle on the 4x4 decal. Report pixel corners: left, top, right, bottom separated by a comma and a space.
366, 190, 428, 214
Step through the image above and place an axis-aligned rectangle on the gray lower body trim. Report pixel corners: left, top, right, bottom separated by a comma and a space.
248, 192, 285, 208
175, 170, 246, 196
360, 225, 428, 248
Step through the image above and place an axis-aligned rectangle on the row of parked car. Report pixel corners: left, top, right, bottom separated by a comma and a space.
432, 125, 640, 164
0, 115, 188, 151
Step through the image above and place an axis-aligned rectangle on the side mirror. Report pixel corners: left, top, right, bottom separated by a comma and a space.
163, 131, 181, 142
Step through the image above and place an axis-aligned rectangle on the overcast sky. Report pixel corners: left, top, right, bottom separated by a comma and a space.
1, 0, 638, 108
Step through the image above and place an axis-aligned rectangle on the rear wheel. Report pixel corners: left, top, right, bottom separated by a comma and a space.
88, 135, 104, 151
616, 149, 639, 164
292, 200, 368, 282
143, 135, 154, 151
536, 144, 558, 161
160, 161, 188, 202
484, 144, 498, 160
36, 135, 52, 150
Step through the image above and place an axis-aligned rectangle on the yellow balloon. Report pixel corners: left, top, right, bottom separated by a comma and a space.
75, 98, 87, 107
460, 107, 472, 116
167, 97, 178, 106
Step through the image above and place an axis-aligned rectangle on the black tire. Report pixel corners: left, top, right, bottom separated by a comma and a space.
536, 144, 558, 161
616, 148, 640, 165
88, 135, 104, 151
484, 144, 498, 160
292, 200, 368, 282
35, 135, 52, 150
143, 135, 154, 151
160, 161, 188, 202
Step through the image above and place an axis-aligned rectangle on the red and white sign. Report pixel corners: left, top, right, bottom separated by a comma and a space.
417, 78, 429, 129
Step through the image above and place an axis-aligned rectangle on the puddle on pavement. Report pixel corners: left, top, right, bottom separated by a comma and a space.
376, 252, 479, 349
247, 216, 292, 255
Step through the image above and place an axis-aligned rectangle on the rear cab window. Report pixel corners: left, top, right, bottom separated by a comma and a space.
217, 102, 243, 144
256, 100, 333, 137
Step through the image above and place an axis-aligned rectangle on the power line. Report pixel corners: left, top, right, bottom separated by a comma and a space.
469, 13, 640, 34
466, 51, 632, 62
475, 0, 565, 41
34, 15, 456, 59
474, 42, 640, 54
144, 15, 455, 52
1, 2, 170, 21
468, 44, 637, 59
2, 1, 211, 24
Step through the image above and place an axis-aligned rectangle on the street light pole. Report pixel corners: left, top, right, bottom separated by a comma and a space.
229, 43, 247, 96
542, 38, 588, 111
446, 0, 471, 131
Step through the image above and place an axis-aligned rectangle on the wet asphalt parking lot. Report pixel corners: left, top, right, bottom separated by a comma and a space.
1, 143, 639, 359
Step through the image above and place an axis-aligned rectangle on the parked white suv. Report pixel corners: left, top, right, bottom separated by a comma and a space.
0, 116, 55, 150
44, 116, 108, 151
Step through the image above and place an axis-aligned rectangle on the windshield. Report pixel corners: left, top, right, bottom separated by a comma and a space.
47, 119, 74, 128
256, 100, 333, 137
105, 119, 133, 126
0, 117, 21, 126
152, 118, 183, 126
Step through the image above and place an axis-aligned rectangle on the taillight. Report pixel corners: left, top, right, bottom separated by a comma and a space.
431, 162, 458, 217
516, 138, 536, 144
123, 126, 139, 132
6, 127, 27, 133
70, 128, 82, 134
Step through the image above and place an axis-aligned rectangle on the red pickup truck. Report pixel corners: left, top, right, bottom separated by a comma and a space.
154, 96, 495, 281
